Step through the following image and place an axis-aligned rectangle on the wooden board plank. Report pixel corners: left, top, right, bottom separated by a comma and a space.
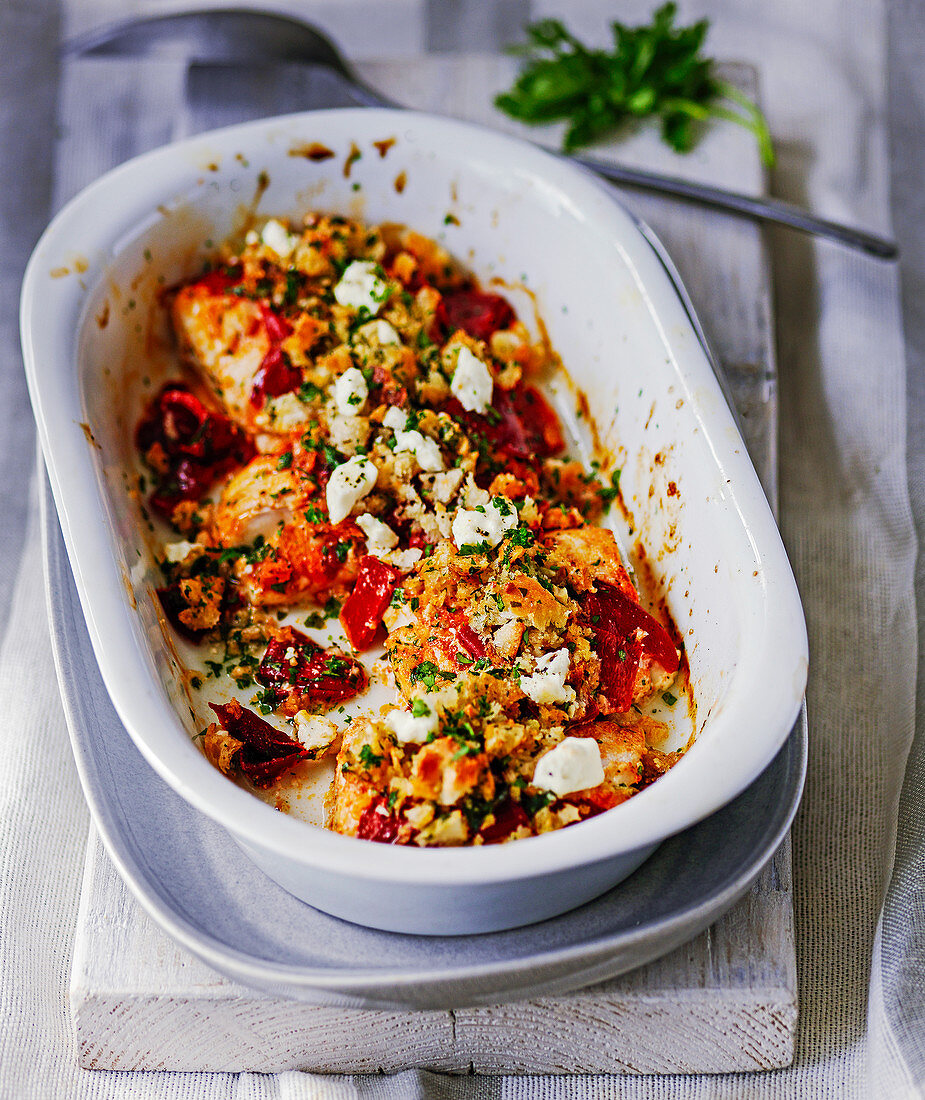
64, 56, 794, 1074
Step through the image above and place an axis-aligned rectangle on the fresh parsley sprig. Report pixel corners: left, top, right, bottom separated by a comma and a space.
495, 4, 774, 166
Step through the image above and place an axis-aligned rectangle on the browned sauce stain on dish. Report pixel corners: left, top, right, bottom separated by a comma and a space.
96, 302, 110, 329
152, 596, 198, 717
343, 143, 362, 178
120, 567, 137, 610
51, 255, 88, 278
393, 170, 407, 194
231, 171, 271, 240
289, 141, 336, 162
78, 422, 101, 449
372, 137, 396, 158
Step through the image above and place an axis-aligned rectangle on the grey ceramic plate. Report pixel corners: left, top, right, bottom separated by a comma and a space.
42, 474, 806, 1010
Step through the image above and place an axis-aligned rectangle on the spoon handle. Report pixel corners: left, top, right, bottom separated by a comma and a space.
570, 154, 897, 260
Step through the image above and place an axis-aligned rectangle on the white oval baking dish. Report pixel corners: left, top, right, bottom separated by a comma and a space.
22, 109, 807, 935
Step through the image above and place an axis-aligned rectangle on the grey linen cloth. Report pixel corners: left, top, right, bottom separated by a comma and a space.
1, 0, 923, 1096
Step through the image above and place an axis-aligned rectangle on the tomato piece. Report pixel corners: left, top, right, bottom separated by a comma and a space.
507, 386, 564, 458
209, 699, 307, 788
446, 385, 563, 464
436, 289, 516, 342
194, 266, 243, 295
340, 555, 401, 651
136, 383, 254, 515
584, 583, 679, 712
259, 303, 293, 345
441, 613, 486, 665
250, 306, 299, 407
369, 363, 407, 408
357, 797, 403, 843
479, 796, 530, 844
256, 626, 367, 709
155, 583, 207, 643
250, 346, 302, 407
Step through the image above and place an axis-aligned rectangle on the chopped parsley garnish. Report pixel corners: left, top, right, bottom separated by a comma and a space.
411, 699, 431, 718
298, 381, 324, 403
662, 691, 678, 706
358, 744, 383, 768
410, 661, 454, 691
284, 268, 300, 305
519, 788, 556, 817
505, 526, 535, 548
598, 469, 622, 509
276, 451, 293, 470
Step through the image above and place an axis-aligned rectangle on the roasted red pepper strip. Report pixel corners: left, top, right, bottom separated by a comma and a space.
436, 289, 516, 342
339, 555, 401, 651
195, 266, 243, 295
250, 306, 299, 407
256, 626, 367, 709
446, 385, 563, 462
136, 383, 254, 516
445, 614, 486, 664
209, 699, 307, 788
479, 796, 530, 844
584, 583, 679, 712
259, 303, 293, 344
357, 796, 403, 843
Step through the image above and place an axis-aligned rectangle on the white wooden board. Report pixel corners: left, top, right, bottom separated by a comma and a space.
63, 56, 792, 1074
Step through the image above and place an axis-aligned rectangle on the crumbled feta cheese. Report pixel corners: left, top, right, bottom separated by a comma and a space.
293, 712, 338, 754
384, 547, 424, 573
333, 260, 389, 315
451, 499, 517, 550
419, 809, 468, 845
404, 802, 435, 830
245, 229, 259, 246
383, 406, 407, 433
333, 367, 368, 416
393, 428, 444, 472
460, 473, 491, 510
451, 346, 494, 415
386, 704, 439, 746
265, 392, 311, 430
163, 540, 200, 564
356, 513, 399, 558
260, 218, 298, 260
533, 736, 604, 796
423, 468, 465, 505
383, 603, 415, 632
326, 456, 378, 524
520, 648, 576, 706
357, 319, 401, 345
327, 411, 370, 456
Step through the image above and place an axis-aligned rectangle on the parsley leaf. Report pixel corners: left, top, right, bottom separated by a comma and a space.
495, 5, 774, 166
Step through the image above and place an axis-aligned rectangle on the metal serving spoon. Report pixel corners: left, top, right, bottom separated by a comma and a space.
64, 7, 898, 260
